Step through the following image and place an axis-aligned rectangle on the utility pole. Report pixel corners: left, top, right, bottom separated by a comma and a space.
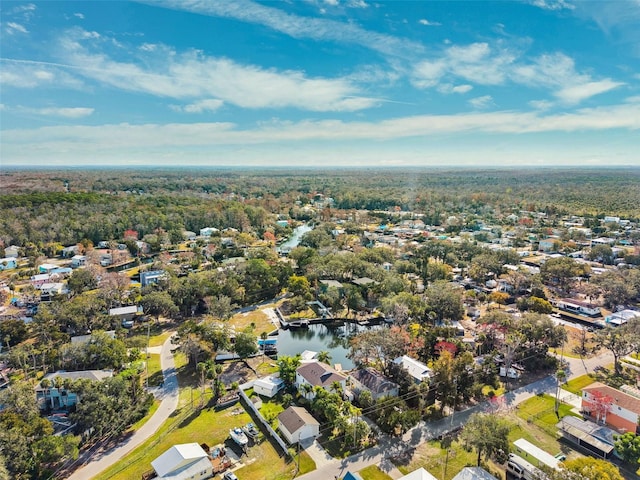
145, 320, 151, 389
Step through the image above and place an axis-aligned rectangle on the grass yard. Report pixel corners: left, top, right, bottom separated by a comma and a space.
358, 465, 394, 480
396, 438, 491, 480
562, 374, 595, 395
145, 353, 163, 387
92, 400, 300, 480
229, 308, 276, 335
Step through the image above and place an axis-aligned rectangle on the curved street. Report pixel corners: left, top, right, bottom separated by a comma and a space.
67, 335, 179, 480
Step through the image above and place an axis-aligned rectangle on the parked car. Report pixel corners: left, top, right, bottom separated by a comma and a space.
223, 472, 238, 480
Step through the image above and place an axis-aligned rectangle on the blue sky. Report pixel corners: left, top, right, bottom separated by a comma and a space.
1, 0, 639, 167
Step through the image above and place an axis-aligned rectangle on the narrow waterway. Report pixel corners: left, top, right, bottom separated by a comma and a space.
277, 223, 313, 253
276, 322, 383, 370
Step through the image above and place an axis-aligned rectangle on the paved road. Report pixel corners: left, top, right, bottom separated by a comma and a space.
67, 335, 179, 480
297, 350, 614, 480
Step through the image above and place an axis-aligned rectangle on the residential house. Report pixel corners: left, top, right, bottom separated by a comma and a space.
393, 355, 431, 384
140, 270, 167, 287
453, 467, 498, 480
253, 375, 285, 398
61, 245, 79, 258
108, 305, 141, 322
70, 330, 116, 345
605, 309, 640, 327
39, 282, 67, 301
349, 367, 399, 401
295, 361, 347, 399
199, 227, 219, 237
150, 443, 212, 480
319, 279, 343, 291
277, 406, 320, 445
398, 467, 438, 480
31, 273, 51, 287
0, 258, 17, 271
4, 246, 19, 258
36, 370, 114, 411
71, 255, 87, 268
38, 263, 59, 273
582, 382, 640, 434
556, 298, 601, 317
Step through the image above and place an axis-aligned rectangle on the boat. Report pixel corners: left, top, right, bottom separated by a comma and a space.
229, 427, 249, 447
242, 422, 260, 439
287, 319, 309, 329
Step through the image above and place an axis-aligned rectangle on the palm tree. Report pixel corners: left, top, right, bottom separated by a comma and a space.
317, 350, 332, 365
300, 383, 313, 400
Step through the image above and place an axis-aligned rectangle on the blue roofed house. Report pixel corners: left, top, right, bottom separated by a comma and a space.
0, 258, 17, 271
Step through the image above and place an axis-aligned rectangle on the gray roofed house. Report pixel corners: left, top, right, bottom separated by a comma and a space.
352, 277, 377, 286
277, 406, 320, 444
349, 367, 399, 400
295, 361, 347, 399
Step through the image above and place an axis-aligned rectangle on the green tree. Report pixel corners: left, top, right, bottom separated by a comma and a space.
67, 267, 98, 295
596, 323, 640, 375
234, 327, 258, 362
425, 280, 464, 322
317, 350, 332, 365
459, 413, 510, 466
277, 355, 301, 390
141, 291, 178, 322
614, 432, 640, 465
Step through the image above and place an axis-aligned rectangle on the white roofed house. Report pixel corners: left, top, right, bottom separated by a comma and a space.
253, 375, 285, 398
393, 355, 431, 384
109, 305, 142, 322
150, 443, 212, 480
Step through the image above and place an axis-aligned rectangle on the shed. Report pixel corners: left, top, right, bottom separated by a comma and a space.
453, 467, 498, 480
151, 443, 212, 480
556, 416, 615, 459
253, 376, 284, 398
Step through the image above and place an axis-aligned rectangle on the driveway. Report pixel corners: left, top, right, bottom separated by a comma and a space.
66, 334, 179, 480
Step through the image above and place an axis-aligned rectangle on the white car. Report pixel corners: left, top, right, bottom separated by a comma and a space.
223, 472, 238, 480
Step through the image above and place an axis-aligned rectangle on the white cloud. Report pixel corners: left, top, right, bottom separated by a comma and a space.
469, 95, 493, 109
152, 0, 423, 60
0, 59, 84, 89
171, 99, 224, 113
451, 84, 473, 94
529, 99, 554, 110
74, 13, 85, 19
529, 0, 574, 11
15, 106, 95, 118
3, 100, 638, 150
6, 22, 29, 34
555, 79, 624, 104
418, 19, 441, 26
53, 28, 376, 112
412, 44, 622, 104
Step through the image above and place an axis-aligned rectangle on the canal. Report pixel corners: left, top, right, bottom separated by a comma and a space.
277, 223, 313, 254
275, 321, 384, 370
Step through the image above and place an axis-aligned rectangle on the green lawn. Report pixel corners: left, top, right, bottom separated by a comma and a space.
145, 353, 163, 387
562, 374, 595, 395
93, 401, 300, 480
358, 465, 394, 480
396, 438, 484, 480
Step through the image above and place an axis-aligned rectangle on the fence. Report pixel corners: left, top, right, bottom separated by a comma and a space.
238, 385, 291, 458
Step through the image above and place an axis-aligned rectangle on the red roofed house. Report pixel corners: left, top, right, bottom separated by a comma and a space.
582, 382, 640, 434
